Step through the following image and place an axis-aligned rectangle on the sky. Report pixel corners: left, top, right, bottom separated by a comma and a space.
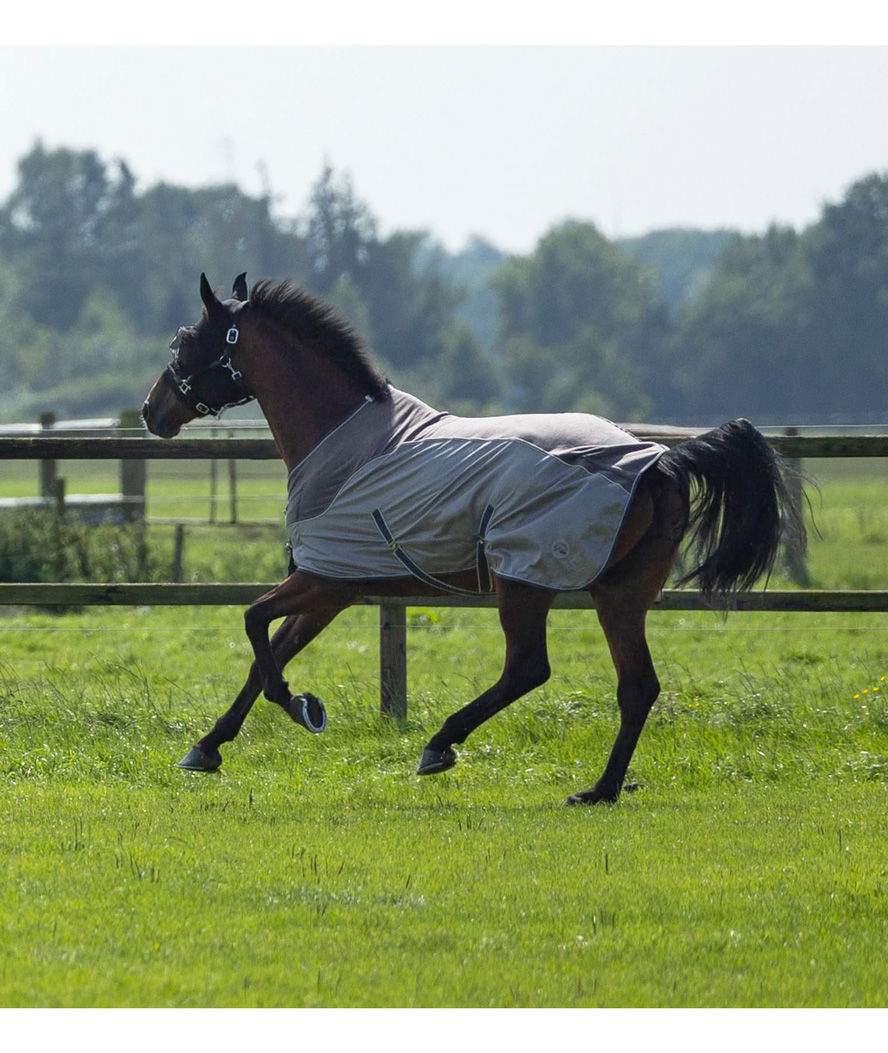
3, 24, 888, 254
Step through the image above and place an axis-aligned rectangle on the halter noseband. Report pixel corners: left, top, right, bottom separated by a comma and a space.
164, 319, 255, 417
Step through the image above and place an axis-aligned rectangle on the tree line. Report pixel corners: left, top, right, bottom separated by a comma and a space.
1, 141, 886, 426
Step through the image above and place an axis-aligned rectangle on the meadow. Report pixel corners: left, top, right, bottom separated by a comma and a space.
0, 454, 886, 1007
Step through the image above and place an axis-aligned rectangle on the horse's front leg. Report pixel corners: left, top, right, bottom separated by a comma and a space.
243, 571, 354, 709
417, 579, 556, 775
179, 605, 345, 771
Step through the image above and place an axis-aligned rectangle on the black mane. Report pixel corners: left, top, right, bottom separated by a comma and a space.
248, 278, 389, 399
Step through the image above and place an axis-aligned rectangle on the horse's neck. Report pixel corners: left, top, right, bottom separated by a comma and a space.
248, 349, 367, 472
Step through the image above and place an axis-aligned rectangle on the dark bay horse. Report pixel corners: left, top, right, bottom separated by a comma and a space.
142, 273, 803, 804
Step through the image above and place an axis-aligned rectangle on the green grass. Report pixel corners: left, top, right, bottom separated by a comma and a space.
801, 458, 888, 588
2, 780, 883, 1007
0, 458, 887, 1007
0, 605, 886, 1007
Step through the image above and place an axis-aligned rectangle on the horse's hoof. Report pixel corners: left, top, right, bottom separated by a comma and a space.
177, 745, 222, 772
285, 693, 327, 734
564, 788, 618, 806
416, 746, 457, 775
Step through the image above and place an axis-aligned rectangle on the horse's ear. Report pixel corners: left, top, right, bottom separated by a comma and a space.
199, 272, 222, 316
232, 273, 248, 301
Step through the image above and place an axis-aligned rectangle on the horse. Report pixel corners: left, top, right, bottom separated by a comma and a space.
142, 273, 803, 805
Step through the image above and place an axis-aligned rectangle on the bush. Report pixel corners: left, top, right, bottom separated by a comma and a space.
0, 508, 161, 583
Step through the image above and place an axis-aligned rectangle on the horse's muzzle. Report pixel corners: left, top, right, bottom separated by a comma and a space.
142, 379, 187, 438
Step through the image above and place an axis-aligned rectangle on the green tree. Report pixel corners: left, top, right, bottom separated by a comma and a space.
671, 175, 888, 424
493, 221, 665, 418
670, 227, 813, 422
618, 228, 735, 312
303, 164, 376, 296
421, 235, 505, 352
297, 168, 474, 377
801, 173, 888, 418
0, 143, 302, 338
135, 181, 304, 333
0, 143, 133, 328
396, 322, 500, 414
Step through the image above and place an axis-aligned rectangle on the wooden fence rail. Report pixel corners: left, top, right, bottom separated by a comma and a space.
3, 582, 888, 611
1, 431, 888, 459
2, 426, 888, 716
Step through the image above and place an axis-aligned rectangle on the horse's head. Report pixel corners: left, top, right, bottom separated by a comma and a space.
142, 273, 254, 438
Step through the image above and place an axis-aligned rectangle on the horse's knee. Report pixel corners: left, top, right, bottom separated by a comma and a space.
618, 672, 660, 722
504, 652, 551, 695
243, 603, 266, 636
528, 656, 551, 691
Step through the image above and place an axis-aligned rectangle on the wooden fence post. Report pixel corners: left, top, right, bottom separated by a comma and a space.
379, 602, 407, 718
783, 427, 811, 587
228, 430, 238, 524
209, 456, 218, 523
171, 523, 186, 582
53, 477, 66, 519
38, 411, 57, 499
118, 410, 146, 523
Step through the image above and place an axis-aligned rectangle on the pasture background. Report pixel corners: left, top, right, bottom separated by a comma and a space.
0, 454, 886, 1007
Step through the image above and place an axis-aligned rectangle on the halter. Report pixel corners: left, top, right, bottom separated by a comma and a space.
163, 320, 255, 417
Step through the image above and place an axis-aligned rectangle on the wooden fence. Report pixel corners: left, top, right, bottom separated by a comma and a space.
1, 425, 887, 716
0, 411, 148, 523
0, 411, 282, 528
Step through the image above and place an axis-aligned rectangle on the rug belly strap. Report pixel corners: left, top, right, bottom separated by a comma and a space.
371, 505, 494, 595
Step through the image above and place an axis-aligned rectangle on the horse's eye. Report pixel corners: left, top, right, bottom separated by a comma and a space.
169, 328, 185, 352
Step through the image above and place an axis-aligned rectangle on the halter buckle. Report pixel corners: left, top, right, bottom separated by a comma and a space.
226, 326, 239, 345
223, 359, 243, 382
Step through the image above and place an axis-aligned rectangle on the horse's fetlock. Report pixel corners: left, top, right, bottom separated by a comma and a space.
530, 658, 552, 689
264, 681, 290, 707
430, 718, 464, 748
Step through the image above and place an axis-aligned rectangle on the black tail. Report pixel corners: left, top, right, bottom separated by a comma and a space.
655, 419, 805, 598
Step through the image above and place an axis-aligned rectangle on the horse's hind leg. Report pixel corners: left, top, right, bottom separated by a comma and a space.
417, 579, 556, 775
564, 601, 660, 804
566, 479, 684, 805
179, 596, 347, 771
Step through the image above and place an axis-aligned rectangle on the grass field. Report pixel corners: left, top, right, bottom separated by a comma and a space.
0, 455, 886, 1007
